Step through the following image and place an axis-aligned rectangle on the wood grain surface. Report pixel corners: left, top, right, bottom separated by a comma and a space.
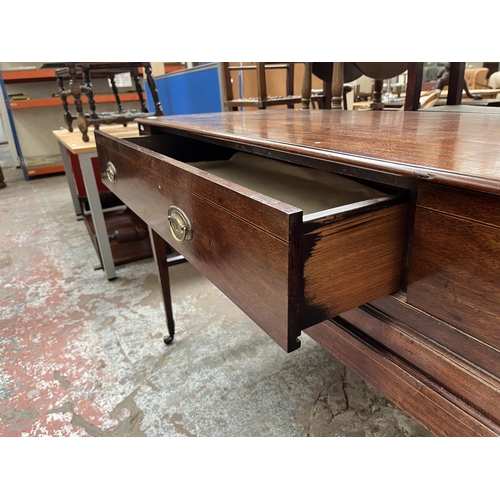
98, 132, 300, 241
53, 124, 141, 154
137, 111, 500, 195
417, 182, 500, 227
371, 295, 500, 382
408, 207, 500, 350
301, 203, 408, 328
84, 209, 152, 266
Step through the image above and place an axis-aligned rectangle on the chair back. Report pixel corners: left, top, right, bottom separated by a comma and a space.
464, 68, 489, 89
330, 63, 424, 111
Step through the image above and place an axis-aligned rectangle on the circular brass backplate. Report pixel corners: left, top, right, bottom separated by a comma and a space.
167, 206, 192, 243
106, 162, 117, 183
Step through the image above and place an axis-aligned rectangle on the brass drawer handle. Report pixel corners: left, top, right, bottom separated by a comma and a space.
106, 162, 117, 183
168, 206, 192, 243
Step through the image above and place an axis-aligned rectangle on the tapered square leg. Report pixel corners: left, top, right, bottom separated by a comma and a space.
149, 227, 175, 344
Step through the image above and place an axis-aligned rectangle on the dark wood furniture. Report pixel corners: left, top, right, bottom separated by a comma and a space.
222, 62, 321, 111
95, 110, 500, 436
56, 63, 163, 142
349, 62, 424, 111
301, 63, 363, 110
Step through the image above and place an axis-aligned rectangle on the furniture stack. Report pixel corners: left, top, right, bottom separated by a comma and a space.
55, 62, 163, 142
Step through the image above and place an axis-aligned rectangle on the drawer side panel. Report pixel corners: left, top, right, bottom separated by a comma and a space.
301, 203, 408, 328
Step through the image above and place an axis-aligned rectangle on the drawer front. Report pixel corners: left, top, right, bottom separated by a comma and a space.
96, 130, 408, 353
96, 131, 303, 353
408, 183, 500, 352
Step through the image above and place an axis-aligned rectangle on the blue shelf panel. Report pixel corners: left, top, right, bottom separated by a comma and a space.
0, 71, 29, 180
145, 63, 222, 116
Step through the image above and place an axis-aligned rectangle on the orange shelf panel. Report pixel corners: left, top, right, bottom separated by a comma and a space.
9, 93, 145, 110
163, 64, 186, 73
26, 164, 65, 177
2, 68, 59, 83
3, 64, 185, 83
138, 64, 186, 75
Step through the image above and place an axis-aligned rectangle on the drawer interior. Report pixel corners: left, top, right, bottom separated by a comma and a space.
190, 152, 387, 216
127, 134, 402, 218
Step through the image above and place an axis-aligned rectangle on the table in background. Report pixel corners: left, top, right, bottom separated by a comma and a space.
53, 124, 151, 280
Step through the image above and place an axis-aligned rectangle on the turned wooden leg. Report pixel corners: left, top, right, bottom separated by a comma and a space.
57, 76, 74, 131
286, 63, 295, 109
144, 63, 164, 116
132, 68, 148, 113
331, 62, 344, 110
68, 63, 89, 141
149, 227, 176, 344
301, 62, 312, 110
404, 62, 424, 111
256, 62, 267, 109
109, 74, 124, 113
371, 79, 385, 110
83, 69, 98, 119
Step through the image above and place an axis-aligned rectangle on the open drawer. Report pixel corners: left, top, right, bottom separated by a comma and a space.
95, 130, 409, 352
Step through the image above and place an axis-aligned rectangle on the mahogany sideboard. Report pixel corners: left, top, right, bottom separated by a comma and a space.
95, 110, 500, 437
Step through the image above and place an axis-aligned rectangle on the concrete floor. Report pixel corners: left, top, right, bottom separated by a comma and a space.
0, 144, 432, 437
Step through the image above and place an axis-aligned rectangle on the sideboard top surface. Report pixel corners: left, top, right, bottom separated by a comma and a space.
137, 110, 500, 195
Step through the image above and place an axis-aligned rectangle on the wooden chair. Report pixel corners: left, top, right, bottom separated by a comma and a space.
342, 63, 424, 111
56, 63, 163, 142
301, 62, 362, 110
222, 62, 429, 113
222, 62, 328, 111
